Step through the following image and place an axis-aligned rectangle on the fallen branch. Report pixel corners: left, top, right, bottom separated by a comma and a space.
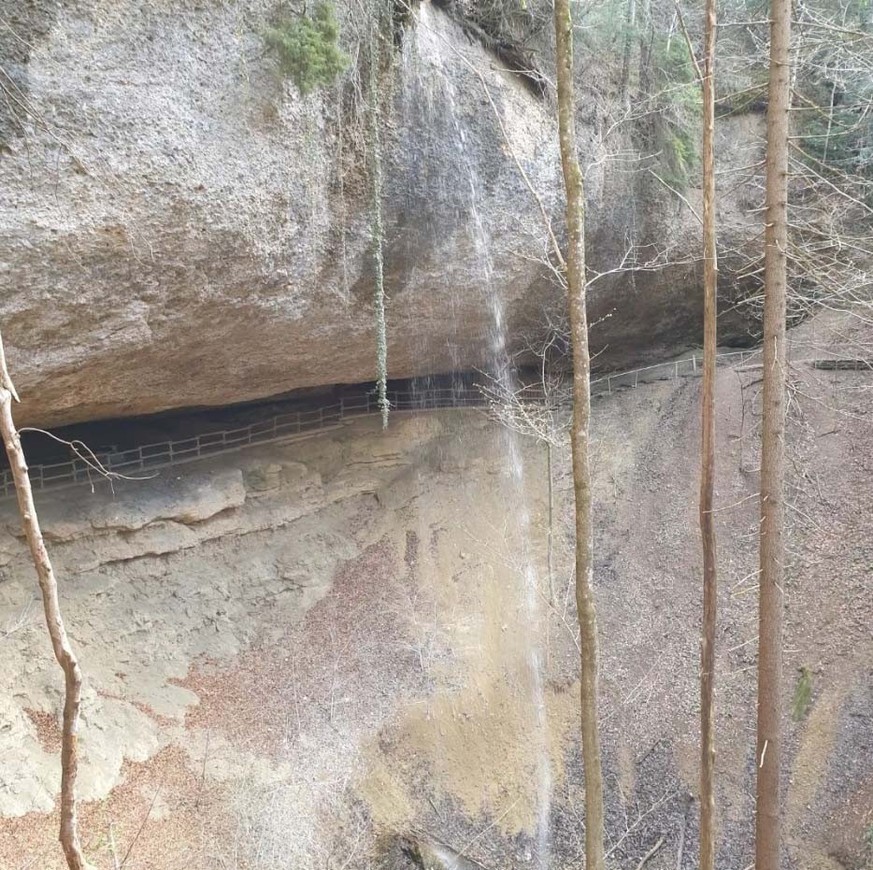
811, 358, 873, 370
636, 836, 666, 870
675, 794, 692, 870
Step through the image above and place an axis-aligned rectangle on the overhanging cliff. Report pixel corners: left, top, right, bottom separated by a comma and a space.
0, 0, 759, 426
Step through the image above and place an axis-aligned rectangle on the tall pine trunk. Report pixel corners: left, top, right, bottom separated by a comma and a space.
552, 2, 606, 868
699, 0, 718, 867
757, 0, 790, 864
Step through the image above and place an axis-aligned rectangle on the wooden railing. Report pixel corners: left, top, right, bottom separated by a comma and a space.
589, 348, 762, 394
0, 349, 763, 500
0, 388, 484, 500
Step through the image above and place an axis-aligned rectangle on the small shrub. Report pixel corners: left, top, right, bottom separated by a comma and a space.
264, 3, 348, 95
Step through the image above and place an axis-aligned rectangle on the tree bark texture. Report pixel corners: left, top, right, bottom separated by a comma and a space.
552, 3, 606, 868
757, 0, 791, 864
699, 0, 719, 867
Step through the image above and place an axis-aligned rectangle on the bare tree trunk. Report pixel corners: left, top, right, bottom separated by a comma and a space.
369, 8, 389, 429
620, 0, 637, 108
698, 0, 719, 867
757, 0, 791, 864
547, 440, 555, 604
0, 335, 91, 870
553, 3, 606, 868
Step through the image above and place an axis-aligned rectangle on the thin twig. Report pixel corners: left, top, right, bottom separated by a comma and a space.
675, 795, 691, 870
19, 428, 158, 485
636, 836, 666, 870
673, 2, 703, 83
195, 730, 211, 809
120, 783, 162, 868
108, 822, 121, 870
606, 790, 678, 859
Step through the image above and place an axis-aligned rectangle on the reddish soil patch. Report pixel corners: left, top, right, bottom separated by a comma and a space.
181, 537, 410, 758
0, 747, 236, 870
1, 537, 414, 869
96, 690, 177, 729
25, 709, 62, 755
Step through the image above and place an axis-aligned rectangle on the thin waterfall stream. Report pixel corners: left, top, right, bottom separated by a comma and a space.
405, 5, 554, 864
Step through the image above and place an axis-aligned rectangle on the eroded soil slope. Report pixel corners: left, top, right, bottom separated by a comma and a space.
0, 314, 870, 869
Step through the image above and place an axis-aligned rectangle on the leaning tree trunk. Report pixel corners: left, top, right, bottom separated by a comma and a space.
698, 0, 719, 867
757, 0, 791, 864
0, 332, 91, 870
553, 3, 606, 869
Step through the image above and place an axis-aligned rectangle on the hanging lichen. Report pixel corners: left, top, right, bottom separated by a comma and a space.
368, 3, 390, 429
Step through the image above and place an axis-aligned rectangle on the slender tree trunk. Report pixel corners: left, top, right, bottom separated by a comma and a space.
637, 0, 654, 98
369, 7, 389, 429
547, 440, 555, 604
619, 0, 637, 108
698, 0, 718, 866
0, 335, 91, 870
553, 3, 605, 869
757, 0, 791, 864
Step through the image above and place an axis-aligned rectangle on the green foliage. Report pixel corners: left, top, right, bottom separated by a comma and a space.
575, 0, 703, 189
797, 100, 873, 193
791, 667, 813, 722
264, 4, 348, 95
653, 114, 698, 189
574, 0, 634, 60
650, 35, 702, 189
655, 34, 697, 89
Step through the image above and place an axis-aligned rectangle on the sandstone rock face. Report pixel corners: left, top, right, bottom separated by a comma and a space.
0, 0, 758, 426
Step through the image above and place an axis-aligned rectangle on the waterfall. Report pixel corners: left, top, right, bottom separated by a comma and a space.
401, 5, 553, 863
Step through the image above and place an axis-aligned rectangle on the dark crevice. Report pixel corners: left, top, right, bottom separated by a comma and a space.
2, 372, 486, 472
